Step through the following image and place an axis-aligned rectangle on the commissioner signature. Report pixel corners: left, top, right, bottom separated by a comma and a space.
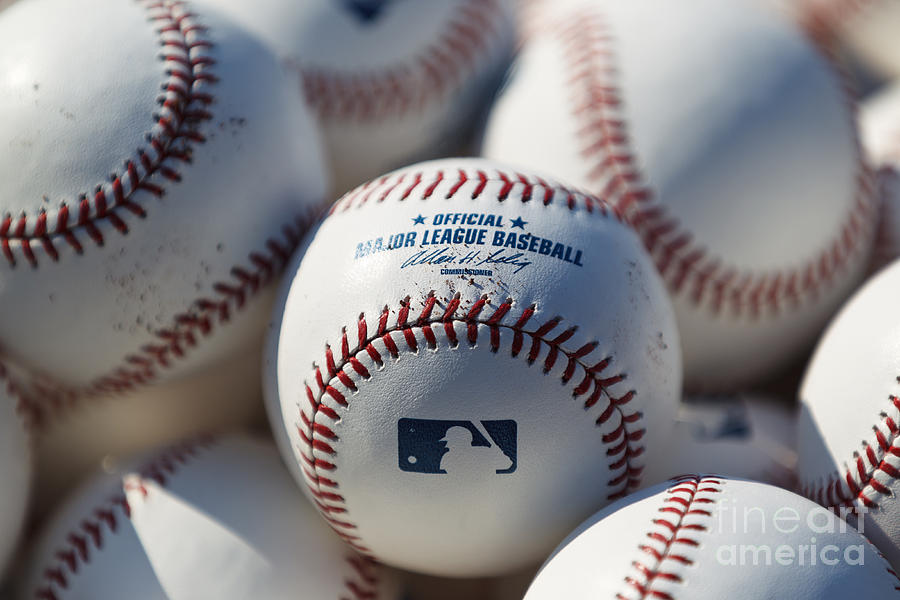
400, 248, 533, 274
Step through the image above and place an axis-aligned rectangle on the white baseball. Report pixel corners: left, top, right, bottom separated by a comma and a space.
0, 0, 326, 395
525, 475, 900, 598
0, 357, 32, 579
19, 434, 400, 600
266, 157, 681, 576
197, 0, 516, 195
652, 393, 797, 488
483, 0, 874, 392
798, 260, 900, 569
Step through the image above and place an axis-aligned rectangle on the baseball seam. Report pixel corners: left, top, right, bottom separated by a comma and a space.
0, 359, 41, 434
342, 554, 383, 600
329, 165, 621, 218
32, 436, 217, 600
298, 292, 642, 556
561, 9, 875, 318
618, 475, 722, 600
31, 435, 382, 600
1, 0, 216, 268
0, 1, 321, 419
799, 393, 900, 595
19, 208, 317, 431
800, 387, 900, 513
82, 211, 315, 397
297, 0, 507, 122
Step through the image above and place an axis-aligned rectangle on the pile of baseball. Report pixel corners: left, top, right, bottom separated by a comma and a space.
5, 0, 900, 598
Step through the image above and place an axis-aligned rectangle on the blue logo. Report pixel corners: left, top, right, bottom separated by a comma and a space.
398, 419, 517, 475
342, 0, 395, 22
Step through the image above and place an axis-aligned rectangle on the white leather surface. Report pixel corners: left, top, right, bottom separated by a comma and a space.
266, 158, 681, 576
199, 0, 516, 193
798, 260, 900, 568
19, 434, 399, 600
862, 81, 900, 168
0, 0, 326, 389
484, 0, 872, 391
525, 476, 900, 599
0, 358, 31, 580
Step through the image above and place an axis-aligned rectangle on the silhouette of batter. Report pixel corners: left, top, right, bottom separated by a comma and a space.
439, 426, 513, 474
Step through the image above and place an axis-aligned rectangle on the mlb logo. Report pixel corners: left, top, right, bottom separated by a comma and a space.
398, 419, 517, 475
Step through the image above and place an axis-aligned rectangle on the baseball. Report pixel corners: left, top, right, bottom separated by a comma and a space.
798, 259, 900, 568
6, 0, 900, 594
266, 157, 681, 576
483, 0, 875, 392
200, 0, 517, 194
0, 0, 326, 395
524, 475, 900, 598
19, 434, 399, 600
0, 357, 32, 580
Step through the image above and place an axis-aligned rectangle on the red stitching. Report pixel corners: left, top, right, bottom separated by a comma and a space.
800, 389, 900, 513
2, 0, 217, 269
800, 385, 900, 594
31, 436, 216, 600
31, 435, 386, 600
1, 366, 91, 434
17, 209, 316, 430
330, 165, 620, 219
617, 475, 722, 600
298, 292, 642, 556
82, 211, 313, 398
295, 0, 508, 122
561, 10, 875, 318
2, 0, 320, 425
0, 358, 42, 434
886, 563, 900, 592
341, 554, 382, 600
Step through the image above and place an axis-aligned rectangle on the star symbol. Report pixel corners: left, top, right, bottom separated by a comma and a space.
412, 215, 426, 225
510, 216, 528, 230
